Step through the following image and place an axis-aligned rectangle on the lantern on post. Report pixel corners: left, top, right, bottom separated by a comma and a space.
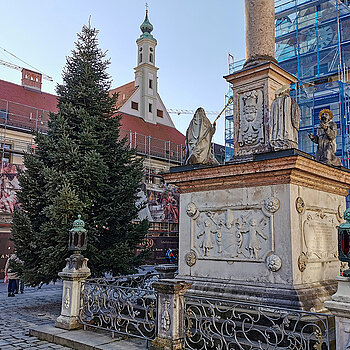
68, 214, 87, 254
338, 208, 350, 277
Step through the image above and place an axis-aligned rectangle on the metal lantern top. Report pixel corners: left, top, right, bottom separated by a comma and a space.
69, 214, 87, 252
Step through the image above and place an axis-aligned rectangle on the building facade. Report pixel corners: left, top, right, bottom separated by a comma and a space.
0, 10, 186, 277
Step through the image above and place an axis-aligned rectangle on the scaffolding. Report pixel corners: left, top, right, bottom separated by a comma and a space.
225, 0, 350, 168
0, 98, 185, 168
275, 0, 350, 168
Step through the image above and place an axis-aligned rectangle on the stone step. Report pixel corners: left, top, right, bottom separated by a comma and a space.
29, 324, 149, 350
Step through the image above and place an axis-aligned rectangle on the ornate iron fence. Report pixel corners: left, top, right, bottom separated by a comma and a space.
79, 273, 159, 340
184, 295, 334, 350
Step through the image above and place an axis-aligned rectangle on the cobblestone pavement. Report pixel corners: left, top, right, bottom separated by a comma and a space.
0, 281, 72, 349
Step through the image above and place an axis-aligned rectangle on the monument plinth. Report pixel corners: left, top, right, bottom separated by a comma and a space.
224, 61, 297, 159
164, 153, 350, 311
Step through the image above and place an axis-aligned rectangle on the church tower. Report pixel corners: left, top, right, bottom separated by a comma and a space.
134, 8, 158, 124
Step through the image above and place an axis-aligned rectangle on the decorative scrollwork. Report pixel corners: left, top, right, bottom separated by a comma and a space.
185, 251, 197, 267
64, 287, 70, 309
184, 295, 332, 349
266, 254, 282, 272
296, 197, 305, 214
79, 275, 158, 340
298, 252, 308, 272
161, 300, 171, 331
264, 197, 280, 213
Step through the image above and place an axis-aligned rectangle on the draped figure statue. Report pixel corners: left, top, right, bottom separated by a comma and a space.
185, 107, 219, 165
269, 85, 300, 151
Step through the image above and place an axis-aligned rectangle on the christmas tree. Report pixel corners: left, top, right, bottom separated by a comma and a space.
11, 23, 148, 286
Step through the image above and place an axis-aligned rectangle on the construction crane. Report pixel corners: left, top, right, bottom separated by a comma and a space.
0, 47, 53, 81
167, 109, 220, 116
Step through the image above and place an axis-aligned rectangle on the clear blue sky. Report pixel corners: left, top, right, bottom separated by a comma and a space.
0, 0, 246, 145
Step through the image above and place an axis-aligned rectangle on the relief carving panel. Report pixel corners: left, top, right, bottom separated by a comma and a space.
189, 199, 276, 263
238, 90, 264, 148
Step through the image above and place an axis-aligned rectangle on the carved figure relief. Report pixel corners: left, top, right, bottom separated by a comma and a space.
295, 197, 305, 214
238, 90, 264, 147
185, 251, 197, 267
189, 200, 274, 262
266, 254, 282, 272
236, 216, 268, 259
161, 300, 171, 331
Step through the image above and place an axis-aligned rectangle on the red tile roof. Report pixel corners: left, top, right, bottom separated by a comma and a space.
119, 112, 185, 146
109, 81, 137, 109
0, 79, 57, 112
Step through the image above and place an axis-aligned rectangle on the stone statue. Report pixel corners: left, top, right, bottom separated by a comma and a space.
308, 109, 342, 167
269, 85, 300, 151
185, 107, 219, 165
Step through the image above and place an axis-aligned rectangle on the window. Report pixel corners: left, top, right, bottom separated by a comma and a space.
157, 109, 163, 118
149, 79, 153, 89
139, 53, 142, 64
149, 103, 152, 113
0, 109, 7, 120
131, 101, 139, 110
149, 53, 153, 63
0, 144, 11, 163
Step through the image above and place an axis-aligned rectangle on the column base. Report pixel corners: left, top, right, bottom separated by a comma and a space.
55, 315, 81, 330
151, 337, 184, 350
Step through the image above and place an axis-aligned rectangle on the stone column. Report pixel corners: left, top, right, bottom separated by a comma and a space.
151, 279, 192, 350
324, 276, 350, 349
244, 0, 277, 68
55, 253, 91, 330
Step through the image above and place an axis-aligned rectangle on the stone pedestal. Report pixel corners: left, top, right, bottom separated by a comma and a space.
164, 152, 350, 311
325, 277, 350, 349
224, 62, 296, 158
151, 279, 192, 350
55, 253, 91, 330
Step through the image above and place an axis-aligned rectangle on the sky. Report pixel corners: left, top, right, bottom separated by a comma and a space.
0, 0, 246, 145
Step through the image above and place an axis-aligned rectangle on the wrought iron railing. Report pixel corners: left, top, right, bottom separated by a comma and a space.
184, 295, 334, 350
79, 273, 159, 341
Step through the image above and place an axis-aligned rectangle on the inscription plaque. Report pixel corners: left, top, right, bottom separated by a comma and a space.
303, 212, 337, 262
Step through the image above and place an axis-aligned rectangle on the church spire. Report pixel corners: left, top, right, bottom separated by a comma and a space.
137, 5, 157, 43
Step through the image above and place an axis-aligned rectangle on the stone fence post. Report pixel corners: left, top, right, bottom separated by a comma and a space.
55, 253, 91, 330
325, 276, 350, 349
55, 215, 91, 330
151, 279, 192, 350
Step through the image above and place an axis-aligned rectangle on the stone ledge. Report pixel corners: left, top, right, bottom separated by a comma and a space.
29, 324, 148, 350
165, 154, 350, 196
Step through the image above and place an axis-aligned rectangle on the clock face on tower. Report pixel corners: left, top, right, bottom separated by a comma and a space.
318, 25, 334, 49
